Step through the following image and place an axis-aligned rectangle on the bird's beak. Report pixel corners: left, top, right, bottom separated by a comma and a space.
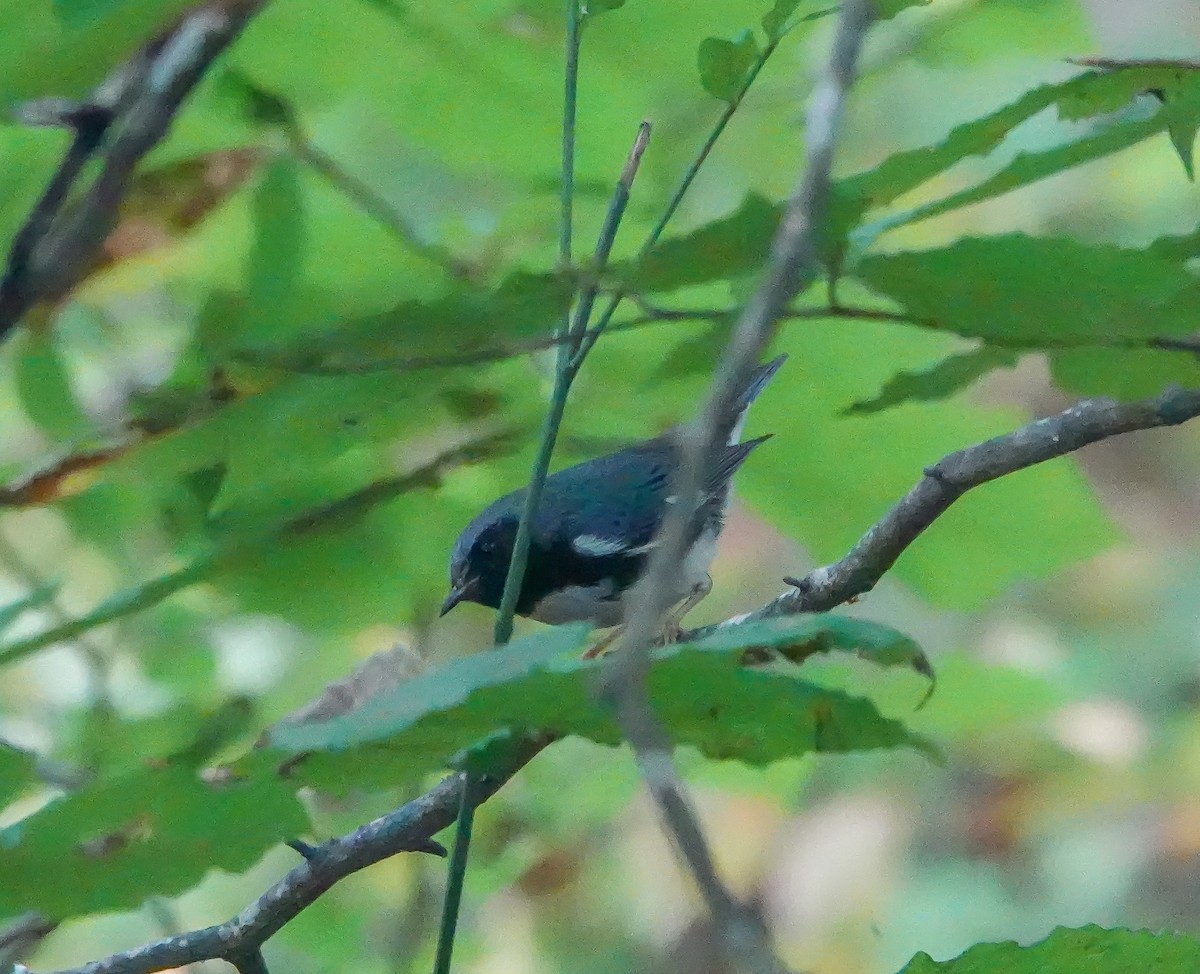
440, 578, 478, 617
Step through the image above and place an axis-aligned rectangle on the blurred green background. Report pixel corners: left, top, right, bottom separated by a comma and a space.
4, 0, 1200, 971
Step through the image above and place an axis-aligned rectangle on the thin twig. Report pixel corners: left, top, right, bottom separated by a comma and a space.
600, 5, 876, 974
492, 120, 650, 645
577, 27, 786, 362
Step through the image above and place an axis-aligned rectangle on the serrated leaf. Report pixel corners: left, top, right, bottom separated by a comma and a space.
0, 767, 306, 920
897, 925, 1200, 974
697, 31, 759, 103
252, 617, 930, 795
857, 235, 1200, 345
626, 193, 779, 295
695, 616, 932, 682
836, 64, 1200, 246
846, 346, 1020, 414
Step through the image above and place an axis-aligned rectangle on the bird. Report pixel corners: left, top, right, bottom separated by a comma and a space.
440, 354, 786, 640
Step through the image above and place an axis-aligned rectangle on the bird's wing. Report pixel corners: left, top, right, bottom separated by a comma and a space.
533, 441, 676, 558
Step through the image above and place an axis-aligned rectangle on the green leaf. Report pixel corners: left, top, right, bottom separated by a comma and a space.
695, 616, 932, 682
0, 0, 195, 104
872, 0, 931, 20
761, 0, 801, 40
896, 926, 1200, 974
583, 0, 627, 16
252, 618, 931, 796
627, 193, 779, 294
13, 330, 92, 444
0, 742, 39, 811
856, 235, 1200, 345
846, 347, 1020, 414
761, 1, 839, 43
697, 31, 759, 103
0, 766, 306, 920
836, 64, 1200, 246
1050, 346, 1200, 401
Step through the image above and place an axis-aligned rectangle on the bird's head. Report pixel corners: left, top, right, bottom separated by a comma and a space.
440, 499, 520, 616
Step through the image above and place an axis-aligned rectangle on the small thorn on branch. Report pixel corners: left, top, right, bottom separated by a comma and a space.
285, 839, 321, 861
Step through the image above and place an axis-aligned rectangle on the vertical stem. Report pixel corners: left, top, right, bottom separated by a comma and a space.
493, 0, 584, 647
435, 6, 585, 970
431, 775, 477, 974
559, 0, 580, 275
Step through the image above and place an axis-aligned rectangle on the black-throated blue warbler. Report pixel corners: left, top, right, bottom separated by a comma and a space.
441, 354, 786, 633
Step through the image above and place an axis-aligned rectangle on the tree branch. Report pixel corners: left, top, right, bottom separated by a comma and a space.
0, 0, 265, 338
598, 4, 875, 974
705, 385, 1200, 628
44, 737, 550, 974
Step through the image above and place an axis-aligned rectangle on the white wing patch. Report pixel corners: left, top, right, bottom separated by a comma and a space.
571, 533, 631, 557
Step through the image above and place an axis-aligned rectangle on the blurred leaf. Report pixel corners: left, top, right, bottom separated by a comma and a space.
626, 193, 778, 294
0, 0, 194, 104
847, 346, 1020, 414
837, 64, 1200, 246
910, 0, 1089, 66
0, 742, 39, 810
873, 0, 931, 19
584, 0, 627, 16
856, 235, 1200, 344
761, 0, 802, 40
697, 31, 759, 103
13, 331, 92, 444
254, 618, 931, 796
0, 766, 305, 920
1050, 346, 1200, 401
0, 581, 60, 638
897, 925, 1200, 973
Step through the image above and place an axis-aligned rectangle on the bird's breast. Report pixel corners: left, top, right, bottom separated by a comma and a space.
529, 580, 626, 627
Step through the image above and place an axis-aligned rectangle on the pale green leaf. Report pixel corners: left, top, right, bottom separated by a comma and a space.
697, 31, 759, 103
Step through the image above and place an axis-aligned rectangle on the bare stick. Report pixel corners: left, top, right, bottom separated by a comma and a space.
598, 4, 875, 974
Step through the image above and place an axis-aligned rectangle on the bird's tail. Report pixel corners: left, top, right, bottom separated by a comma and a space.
724, 353, 787, 444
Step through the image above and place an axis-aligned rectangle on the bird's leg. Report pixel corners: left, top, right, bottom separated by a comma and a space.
657, 574, 712, 645
582, 575, 714, 658
582, 625, 624, 660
